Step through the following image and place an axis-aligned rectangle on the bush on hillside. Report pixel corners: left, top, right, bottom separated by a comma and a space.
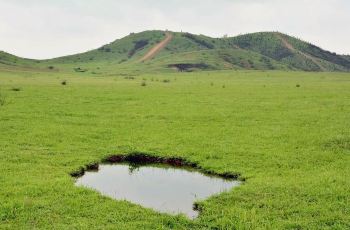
128, 40, 149, 58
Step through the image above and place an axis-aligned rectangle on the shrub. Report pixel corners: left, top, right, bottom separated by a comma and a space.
48, 66, 54, 70
141, 81, 147, 87
61, 80, 67, 86
74, 67, 88, 73
296, 84, 301, 87
11, 87, 21, 91
163, 79, 171, 83
128, 40, 149, 57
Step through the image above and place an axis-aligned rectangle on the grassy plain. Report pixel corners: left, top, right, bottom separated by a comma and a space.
0, 69, 349, 229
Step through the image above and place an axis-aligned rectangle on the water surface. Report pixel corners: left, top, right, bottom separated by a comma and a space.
75, 164, 240, 218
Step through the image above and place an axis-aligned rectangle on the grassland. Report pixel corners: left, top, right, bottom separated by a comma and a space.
0, 69, 349, 229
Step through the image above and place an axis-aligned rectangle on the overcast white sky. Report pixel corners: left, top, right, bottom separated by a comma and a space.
0, 0, 349, 59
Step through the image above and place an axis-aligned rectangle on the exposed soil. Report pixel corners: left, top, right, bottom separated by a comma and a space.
71, 152, 243, 181
139, 32, 173, 62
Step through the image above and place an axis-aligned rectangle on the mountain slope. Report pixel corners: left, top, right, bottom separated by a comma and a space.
342, 55, 350, 62
229, 32, 350, 72
140, 32, 173, 62
1, 30, 349, 74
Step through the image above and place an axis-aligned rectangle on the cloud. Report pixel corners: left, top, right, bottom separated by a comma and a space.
0, 0, 349, 59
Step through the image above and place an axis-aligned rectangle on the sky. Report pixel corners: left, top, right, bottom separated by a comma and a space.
0, 0, 349, 59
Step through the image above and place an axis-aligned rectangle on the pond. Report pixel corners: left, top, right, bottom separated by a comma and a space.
75, 163, 240, 219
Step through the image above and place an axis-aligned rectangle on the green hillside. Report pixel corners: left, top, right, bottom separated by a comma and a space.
0, 51, 37, 67
1, 30, 350, 74
229, 32, 350, 71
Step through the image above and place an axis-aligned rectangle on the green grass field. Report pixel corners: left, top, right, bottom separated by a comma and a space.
0, 69, 349, 229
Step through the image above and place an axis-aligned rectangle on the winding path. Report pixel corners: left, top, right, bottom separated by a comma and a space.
140, 32, 173, 62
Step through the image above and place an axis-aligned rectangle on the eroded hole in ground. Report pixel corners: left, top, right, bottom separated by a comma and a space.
73, 154, 241, 219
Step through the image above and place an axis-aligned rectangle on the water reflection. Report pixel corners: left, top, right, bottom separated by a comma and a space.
76, 164, 240, 218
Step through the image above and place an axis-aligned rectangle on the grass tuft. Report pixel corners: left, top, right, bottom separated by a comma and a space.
0, 90, 6, 106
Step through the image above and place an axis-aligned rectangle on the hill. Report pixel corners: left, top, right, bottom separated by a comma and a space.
1, 30, 350, 74
0, 51, 36, 67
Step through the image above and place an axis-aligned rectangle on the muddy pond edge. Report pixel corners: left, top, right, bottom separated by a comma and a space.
70, 152, 246, 182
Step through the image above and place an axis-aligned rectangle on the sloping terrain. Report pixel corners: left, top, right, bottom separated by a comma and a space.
275, 33, 326, 71
0, 51, 36, 67
1, 30, 349, 74
342, 55, 350, 62
229, 32, 350, 72
140, 32, 173, 62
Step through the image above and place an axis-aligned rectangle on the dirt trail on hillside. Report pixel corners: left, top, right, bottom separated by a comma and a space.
275, 33, 326, 71
140, 32, 173, 62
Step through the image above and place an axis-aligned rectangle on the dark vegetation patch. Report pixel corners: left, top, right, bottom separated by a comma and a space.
324, 137, 350, 151
61, 80, 67, 86
11, 87, 21, 92
289, 39, 350, 69
306, 44, 348, 66
70, 152, 243, 180
168, 63, 211, 72
128, 40, 149, 58
182, 33, 215, 49
74, 67, 88, 73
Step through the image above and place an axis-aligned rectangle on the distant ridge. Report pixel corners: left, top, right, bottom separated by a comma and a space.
1, 30, 350, 74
